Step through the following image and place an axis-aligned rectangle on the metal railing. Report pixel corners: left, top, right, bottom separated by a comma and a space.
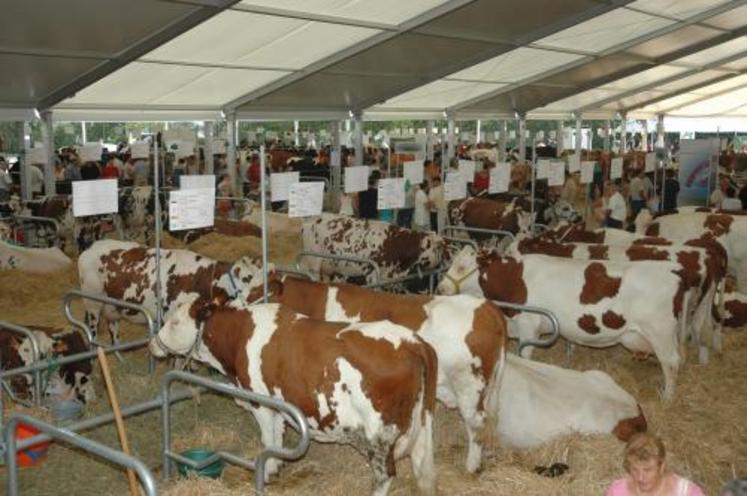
161, 371, 311, 496
276, 265, 315, 281
3, 413, 157, 496
12, 214, 61, 248
365, 265, 445, 295
63, 289, 156, 373
442, 224, 516, 243
491, 300, 561, 355
442, 235, 479, 252
0, 322, 43, 407
296, 251, 382, 285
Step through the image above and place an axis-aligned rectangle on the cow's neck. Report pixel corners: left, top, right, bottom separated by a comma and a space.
199, 309, 253, 386
276, 277, 329, 319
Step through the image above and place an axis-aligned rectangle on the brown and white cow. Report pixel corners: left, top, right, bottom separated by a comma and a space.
439, 246, 688, 399
0, 326, 94, 404
0, 241, 72, 273
302, 214, 445, 285
448, 197, 528, 238
150, 299, 437, 496
272, 276, 506, 473
497, 353, 646, 448
723, 288, 747, 329
78, 239, 271, 344
116, 186, 153, 243
635, 209, 747, 292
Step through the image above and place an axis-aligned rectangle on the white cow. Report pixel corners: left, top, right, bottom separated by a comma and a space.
0, 240, 72, 273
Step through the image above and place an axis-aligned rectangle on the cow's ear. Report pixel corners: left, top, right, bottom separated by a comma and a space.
196, 303, 216, 324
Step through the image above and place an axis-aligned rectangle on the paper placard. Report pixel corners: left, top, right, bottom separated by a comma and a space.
72, 179, 118, 217
130, 141, 150, 160
180, 174, 215, 191
489, 163, 511, 194
63, 125, 74, 135
403, 160, 424, 185
548, 161, 566, 187
645, 152, 656, 172
246, 132, 257, 144
611, 157, 623, 180
445, 172, 467, 201
377, 178, 406, 210
344, 165, 369, 193
549, 130, 557, 140
78, 143, 102, 162
536, 159, 551, 180
458, 160, 476, 182
509, 130, 517, 140
288, 182, 324, 217
270, 171, 300, 202
568, 153, 581, 173
169, 188, 215, 231
25, 147, 48, 165
212, 139, 227, 155
581, 161, 595, 184
168, 141, 195, 159
536, 131, 545, 140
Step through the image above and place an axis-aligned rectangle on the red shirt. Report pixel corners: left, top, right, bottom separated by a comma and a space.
473, 171, 489, 193
101, 164, 119, 179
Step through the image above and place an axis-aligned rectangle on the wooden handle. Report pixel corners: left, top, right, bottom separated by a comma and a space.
96, 347, 140, 496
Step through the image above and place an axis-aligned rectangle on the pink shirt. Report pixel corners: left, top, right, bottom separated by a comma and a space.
606, 476, 705, 496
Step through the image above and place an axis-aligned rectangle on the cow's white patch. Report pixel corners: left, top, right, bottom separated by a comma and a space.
338, 320, 416, 349
245, 304, 282, 397
325, 287, 360, 322
317, 391, 331, 418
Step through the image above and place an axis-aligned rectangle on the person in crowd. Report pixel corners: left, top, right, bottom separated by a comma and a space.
562, 171, 579, 203
397, 178, 415, 228
122, 157, 135, 187
413, 180, 430, 231
428, 176, 444, 232
604, 179, 627, 229
64, 158, 82, 182
172, 158, 186, 187
101, 157, 120, 180
606, 432, 704, 496
722, 187, 743, 211
186, 154, 200, 175
54, 161, 66, 181
29, 164, 44, 197
133, 157, 149, 186
0, 158, 12, 202
629, 168, 650, 220
339, 192, 355, 216
710, 175, 731, 208
80, 160, 101, 180
357, 177, 379, 220
470, 160, 490, 195
216, 174, 233, 218
661, 168, 680, 211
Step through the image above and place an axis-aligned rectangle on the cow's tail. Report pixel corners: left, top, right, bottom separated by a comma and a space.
409, 339, 437, 496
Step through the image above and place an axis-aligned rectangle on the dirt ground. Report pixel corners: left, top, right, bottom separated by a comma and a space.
0, 232, 745, 495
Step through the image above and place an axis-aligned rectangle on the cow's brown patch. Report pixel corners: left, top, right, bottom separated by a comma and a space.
477, 253, 528, 317
580, 263, 621, 305
695, 207, 711, 213
455, 197, 522, 236
602, 311, 626, 329
546, 225, 604, 243
587, 244, 609, 260
166, 261, 232, 304
671, 251, 701, 318
465, 302, 507, 409
724, 298, 747, 328
577, 314, 600, 334
644, 223, 660, 236
517, 238, 575, 258
625, 246, 670, 261
632, 237, 672, 246
612, 405, 647, 442
373, 226, 430, 271
703, 214, 733, 237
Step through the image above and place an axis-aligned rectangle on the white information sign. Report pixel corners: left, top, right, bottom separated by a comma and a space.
611, 157, 623, 180
645, 152, 656, 172
330, 150, 341, 167
581, 161, 595, 184
26, 147, 47, 165
130, 141, 150, 160
288, 182, 324, 217
212, 139, 227, 155
377, 178, 406, 210
458, 160, 477, 182
536, 159, 551, 180
445, 172, 467, 201
72, 179, 118, 217
180, 174, 215, 191
78, 143, 102, 162
568, 153, 581, 173
403, 160, 424, 185
169, 188, 215, 231
548, 161, 566, 187
549, 130, 557, 140
169, 141, 195, 159
270, 171, 300, 202
509, 130, 517, 140
344, 165, 369, 193
489, 163, 511, 194
246, 132, 257, 144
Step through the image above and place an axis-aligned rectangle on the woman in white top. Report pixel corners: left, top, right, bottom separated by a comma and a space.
413, 181, 430, 231
605, 180, 627, 229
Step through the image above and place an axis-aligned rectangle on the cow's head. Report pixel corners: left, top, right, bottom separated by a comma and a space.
149, 294, 209, 358
516, 211, 536, 239
217, 256, 275, 303
544, 199, 582, 227
438, 245, 481, 295
50, 331, 95, 404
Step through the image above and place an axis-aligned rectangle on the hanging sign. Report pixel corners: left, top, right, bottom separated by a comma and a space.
169, 188, 215, 231
568, 153, 581, 173
536, 159, 551, 180
25, 147, 48, 165
344, 165, 369, 193
211, 139, 227, 155
72, 179, 118, 217
458, 160, 477, 182
403, 160, 424, 185
645, 152, 657, 172
445, 171, 467, 201
288, 182, 324, 217
548, 161, 566, 187
581, 161, 595, 184
489, 163, 511, 194
78, 142, 102, 162
270, 171, 300, 202
130, 141, 150, 160
180, 174, 215, 191
611, 157, 623, 180
377, 178, 406, 210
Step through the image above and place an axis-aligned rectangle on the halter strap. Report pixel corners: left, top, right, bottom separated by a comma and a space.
442, 265, 479, 294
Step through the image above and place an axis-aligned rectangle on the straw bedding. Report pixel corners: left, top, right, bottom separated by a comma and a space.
0, 235, 745, 495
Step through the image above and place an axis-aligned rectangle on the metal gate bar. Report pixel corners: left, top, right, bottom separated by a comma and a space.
0, 322, 43, 406
12, 215, 61, 248
491, 300, 561, 354
442, 224, 516, 242
296, 251, 382, 284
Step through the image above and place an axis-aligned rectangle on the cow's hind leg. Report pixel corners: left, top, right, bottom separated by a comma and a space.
369, 443, 395, 496
251, 406, 283, 483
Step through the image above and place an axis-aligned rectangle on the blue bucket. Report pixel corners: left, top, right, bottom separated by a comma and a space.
177, 448, 225, 479
48, 399, 83, 424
